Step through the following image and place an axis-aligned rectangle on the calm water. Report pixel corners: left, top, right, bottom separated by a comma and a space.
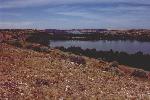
50, 40, 150, 54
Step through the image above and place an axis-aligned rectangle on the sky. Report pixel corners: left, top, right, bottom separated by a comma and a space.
0, 0, 150, 29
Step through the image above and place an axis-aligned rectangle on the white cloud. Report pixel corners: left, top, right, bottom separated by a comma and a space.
0, 0, 150, 29
0, 21, 34, 29
1, 0, 150, 9
56, 11, 89, 17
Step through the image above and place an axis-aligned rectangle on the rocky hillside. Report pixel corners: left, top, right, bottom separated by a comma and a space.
0, 30, 51, 46
0, 43, 150, 100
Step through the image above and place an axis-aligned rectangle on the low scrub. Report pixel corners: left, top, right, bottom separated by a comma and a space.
26, 44, 50, 53
131, 69, 148, 79
69, 56, 86, 65
109, 61, 119, 68
57, 46, 150, 71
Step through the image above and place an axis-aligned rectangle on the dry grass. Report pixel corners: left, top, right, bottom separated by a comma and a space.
0, 43, 150, 100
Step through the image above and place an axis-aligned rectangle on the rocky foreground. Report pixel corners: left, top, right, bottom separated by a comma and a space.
0, 43, 150, 100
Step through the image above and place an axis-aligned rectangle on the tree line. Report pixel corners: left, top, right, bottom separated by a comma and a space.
50, 33, 150, 41
56, 46, 150, 71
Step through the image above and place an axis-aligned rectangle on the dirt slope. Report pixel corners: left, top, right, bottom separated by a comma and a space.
0, 43, 150, 100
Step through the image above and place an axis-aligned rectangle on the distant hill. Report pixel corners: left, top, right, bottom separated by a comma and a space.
45, 29, 108, 34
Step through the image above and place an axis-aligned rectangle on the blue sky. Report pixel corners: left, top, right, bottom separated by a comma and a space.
0, 0, 150, 29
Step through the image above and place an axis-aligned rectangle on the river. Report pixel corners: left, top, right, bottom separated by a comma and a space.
50, 40, 150, 54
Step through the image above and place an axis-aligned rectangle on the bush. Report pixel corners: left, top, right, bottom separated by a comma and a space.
109, 61, 119, 68
69, 56, 86, 65
7, 40, 23, 48
26, 44, 50, 53
26, 32, 51, 46
35, 78, 49, 86
131, 69, 148, 78
39, 46, 50, 52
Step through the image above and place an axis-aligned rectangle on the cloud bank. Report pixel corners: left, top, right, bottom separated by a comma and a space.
0, 0, 150, 29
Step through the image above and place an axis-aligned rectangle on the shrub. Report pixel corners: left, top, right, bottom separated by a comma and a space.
7, 40, 23, 48
39, 46, 50, 53
109, 61, 119, 68
26, 44, 49, 53
35, 78, 49, 86
69, 56, 86, 65
26, 32, 50, 46
131, 69, 148, 78
102, 61, 125, 76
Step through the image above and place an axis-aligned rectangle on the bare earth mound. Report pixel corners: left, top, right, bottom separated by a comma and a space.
0, 43, 150, 100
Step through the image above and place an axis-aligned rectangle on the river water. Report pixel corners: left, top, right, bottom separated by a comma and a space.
50, 40, 150, 54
